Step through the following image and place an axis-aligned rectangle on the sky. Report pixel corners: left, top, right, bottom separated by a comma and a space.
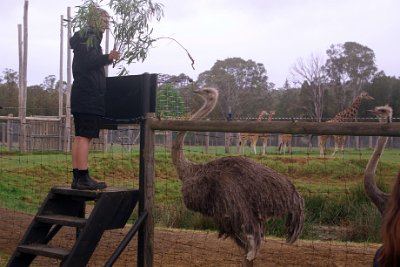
0, 0, 399, 88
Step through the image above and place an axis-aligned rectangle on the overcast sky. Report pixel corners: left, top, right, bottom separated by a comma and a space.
1, 0, 399, 88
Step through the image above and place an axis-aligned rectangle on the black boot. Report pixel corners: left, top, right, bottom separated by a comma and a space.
71, 168, 79, 188
72, 170, 107, 190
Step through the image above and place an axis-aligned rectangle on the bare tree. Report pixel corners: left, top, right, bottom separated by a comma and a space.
291, 53, 327, 123
325, 42, 377, 110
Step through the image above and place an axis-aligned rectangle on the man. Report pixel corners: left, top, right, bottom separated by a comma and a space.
70, 7, 120, 190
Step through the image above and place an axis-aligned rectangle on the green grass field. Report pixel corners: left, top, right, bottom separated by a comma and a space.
1, 145, 398, 245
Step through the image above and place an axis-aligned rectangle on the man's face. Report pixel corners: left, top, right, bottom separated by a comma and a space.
99, 14, 110, 33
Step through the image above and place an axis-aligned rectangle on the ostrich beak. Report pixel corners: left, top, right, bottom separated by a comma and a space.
367, 109, 378, 115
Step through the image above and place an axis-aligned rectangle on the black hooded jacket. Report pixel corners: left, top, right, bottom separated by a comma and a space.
70, 29, 112, 116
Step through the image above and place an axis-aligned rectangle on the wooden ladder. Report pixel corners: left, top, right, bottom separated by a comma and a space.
7, 186, 139, 267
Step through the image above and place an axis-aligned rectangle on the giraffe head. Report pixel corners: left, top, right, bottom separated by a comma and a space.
368, 104, 393, 123
358, 91, 374, 101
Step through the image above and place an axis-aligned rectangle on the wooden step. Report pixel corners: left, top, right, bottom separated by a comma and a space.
18, 244, 70, 260
35, 214, 87, 228
51, 186, 138, 200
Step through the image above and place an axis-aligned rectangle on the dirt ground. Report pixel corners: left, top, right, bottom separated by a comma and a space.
0, 207, 379, 267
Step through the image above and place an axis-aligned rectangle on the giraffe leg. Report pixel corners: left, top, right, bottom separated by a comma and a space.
238, 136, 246, 154
251, 143, 257, 154
331, 135, 344, 158
261, 138, 267, 155
319, 136, 328, 158
340, 136, 346, 158
250, 136, 258, 154
331, 136, 338, 157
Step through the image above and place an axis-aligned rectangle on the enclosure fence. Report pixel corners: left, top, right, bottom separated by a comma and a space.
2, 105, 400, 266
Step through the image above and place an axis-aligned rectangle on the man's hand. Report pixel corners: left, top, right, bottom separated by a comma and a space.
108, 50, 120, 61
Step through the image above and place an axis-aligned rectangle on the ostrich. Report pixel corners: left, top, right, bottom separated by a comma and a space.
364, 104, 392, 215
172, 87, 304, 266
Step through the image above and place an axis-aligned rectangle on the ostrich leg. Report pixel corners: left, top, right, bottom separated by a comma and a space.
243, 258, 254, 267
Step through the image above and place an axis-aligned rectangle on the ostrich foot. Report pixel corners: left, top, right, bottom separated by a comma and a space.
242, 258, 254, 267
246, 234, 256, 261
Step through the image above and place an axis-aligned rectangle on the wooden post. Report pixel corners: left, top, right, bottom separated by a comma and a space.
224, 132, 231, 153
138, 73, 158, 267
65, 7, 72, 152
139, 113, 155, 267
105, 27, 110, 77
17, 23, 24, 151
102, 28, 110, 152
205, 131, 209, 153
204, 119, 209, 153
58, 15, 64, 151
58, 15, 64, 118
1, 122, 5, 145
17, 0, 28, 153
7, 114, 13, 151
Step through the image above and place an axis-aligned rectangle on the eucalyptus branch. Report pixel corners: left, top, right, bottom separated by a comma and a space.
155, 37, 195, 70
71, 0, 195, 75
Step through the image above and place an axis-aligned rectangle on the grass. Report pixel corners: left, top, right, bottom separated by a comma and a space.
0, 145, 397, 244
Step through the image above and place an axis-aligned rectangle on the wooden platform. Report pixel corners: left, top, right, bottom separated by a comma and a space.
7, 186, 139, 267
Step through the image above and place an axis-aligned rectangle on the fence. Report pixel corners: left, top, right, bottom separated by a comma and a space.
1, 112, 400, 266
2, 114, 400, 153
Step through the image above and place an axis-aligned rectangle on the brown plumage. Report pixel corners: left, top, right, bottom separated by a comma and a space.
364, 104, 392, 215
172, 87, 304, 266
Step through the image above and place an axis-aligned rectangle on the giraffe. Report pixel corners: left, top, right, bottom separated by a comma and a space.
238, 110, 267, 154
319, 91, 374, 158
278, 134, 292, 155
257, 110, 275, 155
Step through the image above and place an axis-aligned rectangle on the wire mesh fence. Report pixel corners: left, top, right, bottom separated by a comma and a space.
0, 83, 395, 266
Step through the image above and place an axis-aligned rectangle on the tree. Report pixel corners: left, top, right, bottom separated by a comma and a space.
41, 75, 57, 90
271, 88, 303, 119
196, 57, 273, 118
325, 42, 377, 111
365, 75, 400, 118
26, 85, 59, 116
1, 69, 19, 86
156, 83, 185, 118
290, 54, 327, 122
0, 69, 19, 116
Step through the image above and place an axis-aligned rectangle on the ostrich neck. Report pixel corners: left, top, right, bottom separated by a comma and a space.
364, 135, 389, 214
172, 95, 217, 180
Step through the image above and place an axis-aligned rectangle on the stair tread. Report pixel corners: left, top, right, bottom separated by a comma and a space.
36, 214, 87, 227
51, 186, 139, 199
18, 244, 70, 260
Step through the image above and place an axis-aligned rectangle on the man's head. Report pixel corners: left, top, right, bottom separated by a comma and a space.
88, 7, 110, 33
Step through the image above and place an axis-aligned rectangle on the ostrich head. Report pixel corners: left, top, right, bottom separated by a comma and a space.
368, 104, 393, 123
191, 87, 219, 120
359, 91, 374, 101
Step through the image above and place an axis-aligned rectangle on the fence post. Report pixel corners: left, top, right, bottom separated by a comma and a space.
7, 114, 13, 151
1, 122, 5, 146
138, 112, 155, 267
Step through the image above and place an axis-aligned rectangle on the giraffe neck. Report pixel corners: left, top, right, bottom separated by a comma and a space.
332, 96, 362, 122
257, 111, 266, 121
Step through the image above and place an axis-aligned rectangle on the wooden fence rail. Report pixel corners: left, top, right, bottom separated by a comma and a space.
149, 119, 400, 137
